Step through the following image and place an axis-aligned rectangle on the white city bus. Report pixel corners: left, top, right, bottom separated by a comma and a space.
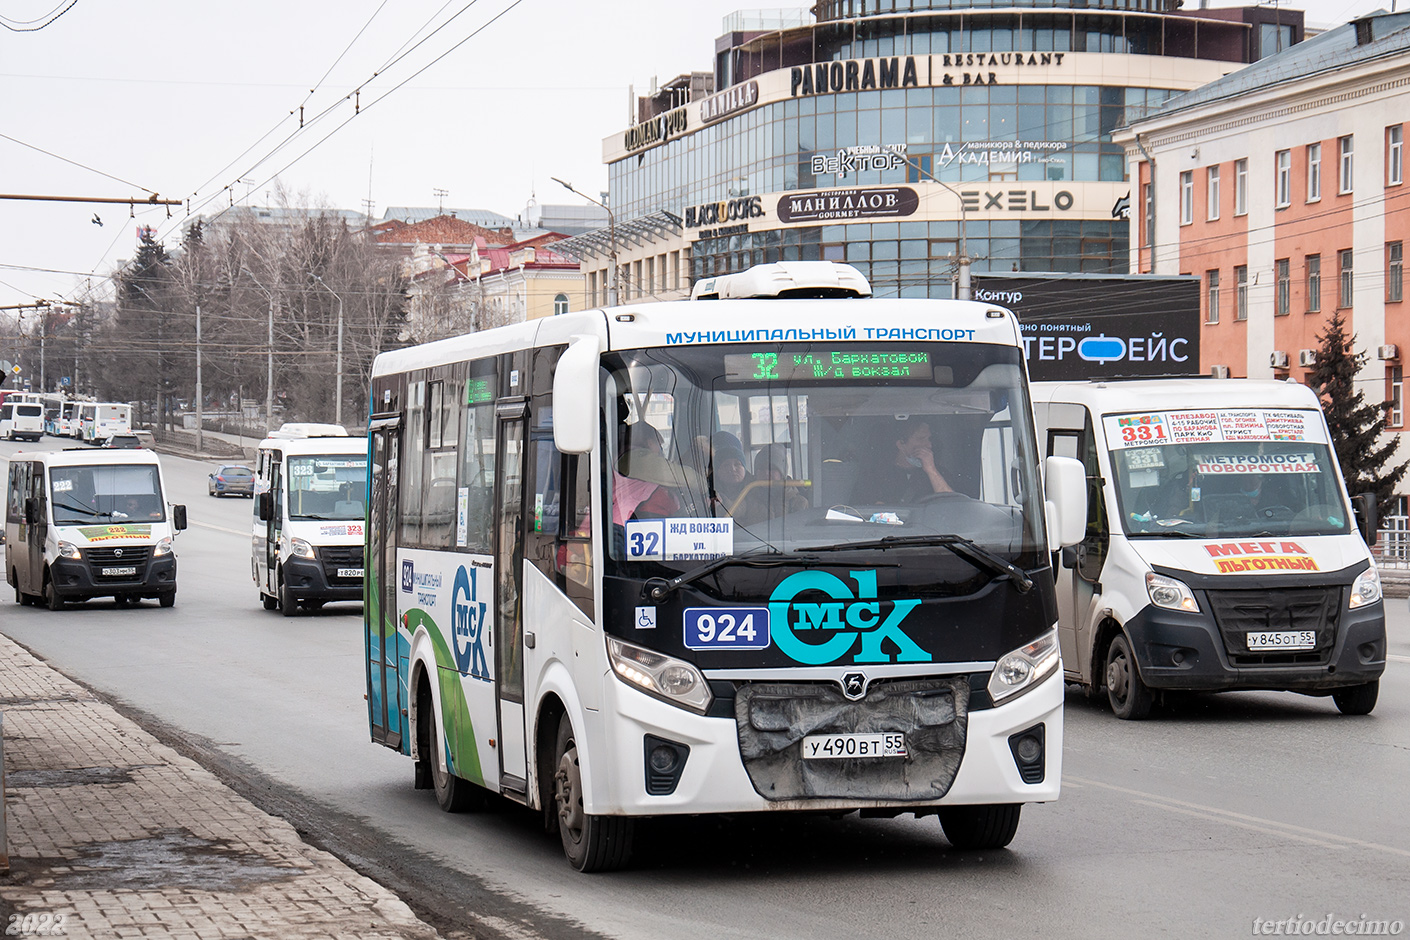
76, 402, 133, 443
252, 424, 368, 615
1, 400, 44, 441
364, 262, 1086, 871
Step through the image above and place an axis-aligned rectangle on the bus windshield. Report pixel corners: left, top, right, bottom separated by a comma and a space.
287, 454, 367, 520
1106, 409, 1351, 539
603, 342, 1046, 574
50, 464, 165, 524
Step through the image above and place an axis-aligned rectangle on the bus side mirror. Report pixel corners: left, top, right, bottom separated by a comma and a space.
173, 504, 187, 532
552, 334, 602, 455
257, 493, 272, 521
1044, 455, 1088, 551
1352, 493, 1378, 546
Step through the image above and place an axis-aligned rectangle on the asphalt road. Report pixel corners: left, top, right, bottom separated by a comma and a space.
4, 435, 1408, 940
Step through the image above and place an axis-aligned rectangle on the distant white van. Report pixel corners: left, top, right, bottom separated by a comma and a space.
1, 401, 44, 441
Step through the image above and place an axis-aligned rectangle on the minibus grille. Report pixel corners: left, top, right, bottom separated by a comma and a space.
85, 546, 152, 581
734, 676, 968, 803
1205, 587, 1341, 665
321, 545, 364, 583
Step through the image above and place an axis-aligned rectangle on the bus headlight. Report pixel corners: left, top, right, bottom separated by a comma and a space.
153, 537, 174, 557
289, 537, 316, 559
1146, 571, 1200, 613
987, 629, 1060, 706
57, 540, 81, 560
607, 636, 713, 714
1349, 566, 1382, 609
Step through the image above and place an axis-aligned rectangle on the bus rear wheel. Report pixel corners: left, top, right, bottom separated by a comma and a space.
553, 716, 633, 872
938, 804, 1022, 850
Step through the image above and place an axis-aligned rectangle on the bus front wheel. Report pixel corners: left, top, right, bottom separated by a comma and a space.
1105, 633, 1153, 720
1333, 680, 1378, 716
938, 804, 1022, 850
553, 716, 633, 872
419, 682, 481, 812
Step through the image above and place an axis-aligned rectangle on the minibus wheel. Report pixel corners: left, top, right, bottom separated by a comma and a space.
553, 716, 633, 872
938, 804, 1022, 850
1332, 680, 1379, 716
278, 574, 299, 617
44, 576, 64, 612
261, 593, 278, 611
1105, 633, 1152, 720
159, 591, 176, 608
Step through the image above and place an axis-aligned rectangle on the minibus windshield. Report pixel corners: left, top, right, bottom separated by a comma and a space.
602, 342, 1046, 574
50, 464, 165, 524
287, 455, 368, 521
1107, 409, 1351, 539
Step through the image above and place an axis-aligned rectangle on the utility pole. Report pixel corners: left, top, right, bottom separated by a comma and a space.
552, 176, 618, 307
195, 303, 203, 452
266, 295, 275, 433
311, 275, 345, 427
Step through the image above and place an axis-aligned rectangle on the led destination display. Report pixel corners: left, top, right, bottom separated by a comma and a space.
725, 350, 933, 382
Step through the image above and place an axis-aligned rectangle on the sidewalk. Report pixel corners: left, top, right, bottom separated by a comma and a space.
0, 634, 440, 939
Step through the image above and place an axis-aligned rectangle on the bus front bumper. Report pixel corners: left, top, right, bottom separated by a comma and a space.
51, 554, 176, 601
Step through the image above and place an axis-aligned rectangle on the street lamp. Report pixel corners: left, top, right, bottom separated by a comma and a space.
311, 274, 345, 427
551, 176, 618, 307
904, 157, 972, 301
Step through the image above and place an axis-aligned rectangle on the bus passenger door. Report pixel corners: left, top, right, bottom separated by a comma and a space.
367, 418, 404, 748
266, 455, 283, 595
494, 399, 529, 792
1046, 405, 1108, 684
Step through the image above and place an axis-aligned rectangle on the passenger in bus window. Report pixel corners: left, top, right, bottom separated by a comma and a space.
741, 443, 808, 521
855, 417, 955, 505
612, 423, 679, 523
708, 438, 749, 515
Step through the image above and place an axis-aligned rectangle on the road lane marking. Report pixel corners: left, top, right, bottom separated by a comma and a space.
190, 520, 248, 537
1066, 774, 1410, 858
1389, 654, 1410, 664
1131, 800, 1342, 848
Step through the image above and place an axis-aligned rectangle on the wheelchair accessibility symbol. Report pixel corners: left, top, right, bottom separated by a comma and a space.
635, 607, 657, 630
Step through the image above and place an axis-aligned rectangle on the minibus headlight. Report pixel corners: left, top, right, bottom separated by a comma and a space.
1349, 566, 1382, 609
606, 636, 712, 714
1146, 571, 1200, 613
153, 537, 174, 557
987, 629, 1060, 705
57, 540, 81, 560
289, 537, 316, 559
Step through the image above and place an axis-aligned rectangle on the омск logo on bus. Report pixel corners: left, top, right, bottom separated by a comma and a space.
451, 566, 489, 680
767, 569, 929, 665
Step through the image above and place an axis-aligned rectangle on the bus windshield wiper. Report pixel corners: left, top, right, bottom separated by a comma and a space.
806, 534, 1033, 594
644, 550, 898, 601
53, 498, 109, 519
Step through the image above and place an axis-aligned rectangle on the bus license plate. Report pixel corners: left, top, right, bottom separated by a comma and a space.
337, 568, 364, 578
1246, 630, 1316, 651
102, 566, 137, 577
802, 733, 907, 760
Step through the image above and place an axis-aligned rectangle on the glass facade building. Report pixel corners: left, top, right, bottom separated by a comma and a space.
569, 0, 1302, 301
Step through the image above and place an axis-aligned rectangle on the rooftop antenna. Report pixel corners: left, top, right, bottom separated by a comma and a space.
365, 146, 375, 221
434, 188, 448, 214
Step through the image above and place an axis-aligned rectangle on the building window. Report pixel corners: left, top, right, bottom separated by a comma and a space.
1307, 254, 1321, 312
1390, 242, 1404, 303
1392, 366, 1404, 428
1307, 142, 1322, 201
1207, 269, 1221, 323
1207, 165, 1221, 220
1180, 171, 1193, 225
1234, 159, 1248, 215
1276, 259, 1290, 315
1236, 265, 1248, 320
1275, 150, 1291, 208
1390, 125, 1404, 186
1339, 135, 1354, 194
553, 293, 569, 316
1339, 248, 1354, 307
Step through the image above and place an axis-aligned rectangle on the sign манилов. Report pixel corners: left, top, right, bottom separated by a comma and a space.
777, 187, 920, 223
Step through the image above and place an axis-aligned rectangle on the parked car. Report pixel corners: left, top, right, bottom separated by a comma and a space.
208, 464, 255, 497
102, 434, 143, 449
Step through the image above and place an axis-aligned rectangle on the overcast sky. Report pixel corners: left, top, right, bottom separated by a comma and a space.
0, 0, 1390, 310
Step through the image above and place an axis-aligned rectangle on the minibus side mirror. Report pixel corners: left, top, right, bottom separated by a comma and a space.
25, 496, 46, 526
553, 334, 602, 455
172, 504, 187, 532
1352, 493, 1378, 546
257, 492, 272, 521
1044, 455, 1088, 551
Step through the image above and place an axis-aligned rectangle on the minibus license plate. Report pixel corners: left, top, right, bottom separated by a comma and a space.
102, 566, 137, 577
1246, 630, 1316, 651
802, 733, 907, 759
337, 567, 364, 578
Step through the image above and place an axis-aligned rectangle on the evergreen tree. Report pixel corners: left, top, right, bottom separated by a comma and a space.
1308, 309, 1408, 516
